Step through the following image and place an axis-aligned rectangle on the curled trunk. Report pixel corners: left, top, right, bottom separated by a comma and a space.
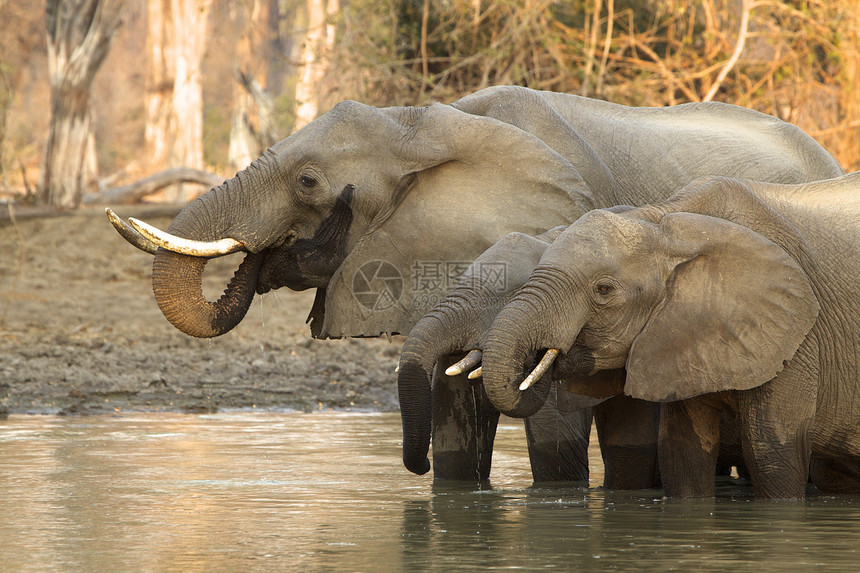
151, 249, 263, 338
481, 304, 552, 418
144, 156, 280, 338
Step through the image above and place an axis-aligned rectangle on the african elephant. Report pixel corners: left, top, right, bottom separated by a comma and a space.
480, 173, 860, 498
399, 212, 662, 488
108, 85, 842, 483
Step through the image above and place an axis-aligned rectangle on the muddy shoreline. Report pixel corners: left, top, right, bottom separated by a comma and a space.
0, 205, 403, 416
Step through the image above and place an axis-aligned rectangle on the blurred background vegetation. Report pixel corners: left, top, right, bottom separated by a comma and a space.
0, 0, 857, 207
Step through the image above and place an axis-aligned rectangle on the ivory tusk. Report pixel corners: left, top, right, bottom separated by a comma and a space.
105, 208, 159, 255
445, 349, 483, 376
127, 217, 244, 258
467, 366, 482, 380
519, 349, 560, 391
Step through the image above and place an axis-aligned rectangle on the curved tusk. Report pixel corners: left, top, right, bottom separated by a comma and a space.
445, 349, 483, 376
467, 366, 482, 380
106, 208, 159, 255
128, 217, 244, 258
519, 349, 560, 391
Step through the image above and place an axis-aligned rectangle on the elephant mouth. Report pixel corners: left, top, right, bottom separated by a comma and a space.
107, 193, 351, 339
552, 345, 597, 378
108, 208, 332, 296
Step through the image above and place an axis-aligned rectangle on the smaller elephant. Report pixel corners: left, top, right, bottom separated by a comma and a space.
480, 173, 860, 499
399, 213, 661, 488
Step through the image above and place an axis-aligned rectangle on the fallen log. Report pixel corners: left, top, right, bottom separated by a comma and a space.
83, 167, 226, 205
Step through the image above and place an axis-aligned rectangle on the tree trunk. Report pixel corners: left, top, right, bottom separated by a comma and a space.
293, 0, 338, 132
39, 0, 122, 209
228, 0, 273, 172
145, 0, 212, 204
145, 0, 172, 171
165, 0, 212, 203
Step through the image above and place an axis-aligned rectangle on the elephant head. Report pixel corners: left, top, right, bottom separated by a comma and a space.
481, 204, 819, 418
109, 87, 596, 339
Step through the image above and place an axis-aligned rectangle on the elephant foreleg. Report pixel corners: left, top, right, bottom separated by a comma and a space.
659, 399, 722, 497
431, 356, 500, 481
594, 395, 661, 490
738, 372, 815, 499
524, 382, 592, 483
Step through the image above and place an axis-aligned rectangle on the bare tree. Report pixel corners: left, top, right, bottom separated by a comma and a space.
293, 0, 338, 132
145, 0, 171, 172
228, 0, 277, 172
39, 0, 122, 209
145, 0, 213, 203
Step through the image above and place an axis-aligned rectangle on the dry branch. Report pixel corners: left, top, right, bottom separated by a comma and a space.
83, 167, 225, 205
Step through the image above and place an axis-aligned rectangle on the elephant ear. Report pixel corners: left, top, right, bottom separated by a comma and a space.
625, 212, 819, 402
313, 103, 594, 339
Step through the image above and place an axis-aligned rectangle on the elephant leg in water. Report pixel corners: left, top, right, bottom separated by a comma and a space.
432, 359, 661, 485
432, 359, 592, 482
431, 357, 591, 482
430, 358, 499, 481
594, 395, 661, 490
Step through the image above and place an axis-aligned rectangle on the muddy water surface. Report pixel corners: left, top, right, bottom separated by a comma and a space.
0, 412, 858, 572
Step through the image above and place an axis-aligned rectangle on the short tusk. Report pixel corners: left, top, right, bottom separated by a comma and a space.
445, 349, 483, 376
467, 366, 482, 380
519, 349, 560, 391
106, 208, 159, 255
127, 217, 245, 258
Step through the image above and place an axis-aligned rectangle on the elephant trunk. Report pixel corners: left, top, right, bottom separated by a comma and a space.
148, 155, 280, 338
152, 249, 264, 338
398, 300, 477, 475
483, 274, 584, 417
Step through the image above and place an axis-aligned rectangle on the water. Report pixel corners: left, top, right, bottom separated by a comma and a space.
0, 412, 858, 572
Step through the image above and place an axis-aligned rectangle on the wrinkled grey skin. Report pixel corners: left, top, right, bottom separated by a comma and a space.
481, 173, 860, 498
113, 85, 841, 483
400, 218, 661, 487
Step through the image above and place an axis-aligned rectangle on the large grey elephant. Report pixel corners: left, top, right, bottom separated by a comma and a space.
109, 85, 842, 483
479, 173, 860, 498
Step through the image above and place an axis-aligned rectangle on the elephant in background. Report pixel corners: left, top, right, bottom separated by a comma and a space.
479, 173, 860, 498
108, 85, 842, 483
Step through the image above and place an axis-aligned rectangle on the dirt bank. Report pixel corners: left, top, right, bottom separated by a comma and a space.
0, 204, 403, 416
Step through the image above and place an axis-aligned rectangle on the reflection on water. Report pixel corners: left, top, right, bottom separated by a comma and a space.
0, 412, 858, 572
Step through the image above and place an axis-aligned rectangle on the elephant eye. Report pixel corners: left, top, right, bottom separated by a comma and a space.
300, 174, 317, 188
595, 283, 614, 296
